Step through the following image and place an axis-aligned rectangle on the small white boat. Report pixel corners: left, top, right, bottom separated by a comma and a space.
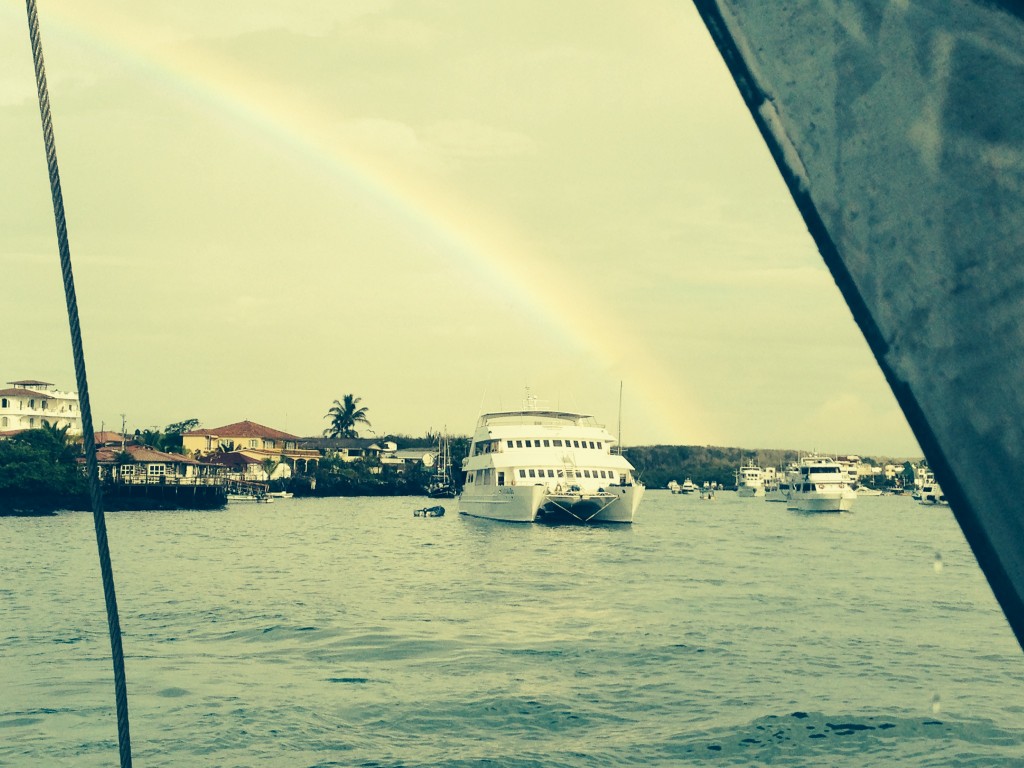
735, 461, 765, 497
267, 491, 293, 499
679, 478, 697, 494
919, 483, 948, 505
786, 454, 857, 513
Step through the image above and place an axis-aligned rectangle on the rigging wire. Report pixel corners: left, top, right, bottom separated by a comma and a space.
24, 2, 133, 766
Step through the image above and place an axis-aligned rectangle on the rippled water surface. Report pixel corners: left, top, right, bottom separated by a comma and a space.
2, 492, 1023, 766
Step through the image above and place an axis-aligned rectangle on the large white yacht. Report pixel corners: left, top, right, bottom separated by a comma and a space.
735, 461, 765, 497
785, 454, 857, 512
458, 409, 645, 523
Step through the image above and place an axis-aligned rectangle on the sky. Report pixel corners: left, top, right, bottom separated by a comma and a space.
0, 0, 921, 457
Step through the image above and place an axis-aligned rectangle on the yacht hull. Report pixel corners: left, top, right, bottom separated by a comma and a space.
459, 484, 643, 524
787, 492, 856, 513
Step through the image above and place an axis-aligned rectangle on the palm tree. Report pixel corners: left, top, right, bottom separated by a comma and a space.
324, 395, 371, 438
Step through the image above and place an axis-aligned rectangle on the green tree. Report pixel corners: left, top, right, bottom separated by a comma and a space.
323, 395, 371, 438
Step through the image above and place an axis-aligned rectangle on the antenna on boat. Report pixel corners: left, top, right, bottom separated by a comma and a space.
617, 381, 623, 455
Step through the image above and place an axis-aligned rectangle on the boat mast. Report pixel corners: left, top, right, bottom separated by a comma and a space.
617, 381, 623, 455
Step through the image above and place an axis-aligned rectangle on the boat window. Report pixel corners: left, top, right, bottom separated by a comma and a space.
507, 440, 513, 448
525, 440, 532, 447
597, 442, 602, 449
497, 472, 504, 486
589, 441, 595, 449
528, 469, 536, 478
573, 440, 580, 448
553, 439, 563, 447
583, 470, 591, 478
543, 440, 550, 447
600, 470, 607, 478
516, 440, 523, 447
557, 470, 564, 477
519, 469, 526, 478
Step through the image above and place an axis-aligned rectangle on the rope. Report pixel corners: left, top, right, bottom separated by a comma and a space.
25, 3, 133, 766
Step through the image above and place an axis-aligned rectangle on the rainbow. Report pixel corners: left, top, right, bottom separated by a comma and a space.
18, 7, 710, 442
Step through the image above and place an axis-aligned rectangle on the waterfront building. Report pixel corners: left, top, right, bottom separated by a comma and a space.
0, 379, 82, 435
183, 420, 320, 474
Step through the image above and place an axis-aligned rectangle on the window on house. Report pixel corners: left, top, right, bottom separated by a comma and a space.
1, 417, 7, 427
28, 417, 35, 427
148, 464, 166, 476
250, 439, 258, 448
1, 398, 7, 408
121, 465, 135, 476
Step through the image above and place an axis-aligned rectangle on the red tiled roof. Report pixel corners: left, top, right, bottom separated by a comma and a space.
94, 431, 128, 445
185, 420, 298, 441
91, 445, 200, 465
0, 387, 49, 398
7, 379, 53, 387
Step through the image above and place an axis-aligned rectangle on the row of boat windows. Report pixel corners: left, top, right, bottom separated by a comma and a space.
472, 438, 604, 456
466, 468, 622, 483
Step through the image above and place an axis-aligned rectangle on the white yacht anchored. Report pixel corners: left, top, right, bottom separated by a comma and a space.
786, 454, 857, 512
458, 409, 645, 523
735, 461, 765, 497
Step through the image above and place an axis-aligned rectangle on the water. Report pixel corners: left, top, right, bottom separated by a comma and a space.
2, 492, 1023, 767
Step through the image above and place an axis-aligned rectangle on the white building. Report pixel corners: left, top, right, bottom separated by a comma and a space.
0, 379, 82, 435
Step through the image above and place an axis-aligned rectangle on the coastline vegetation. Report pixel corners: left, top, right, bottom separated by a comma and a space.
0, 405, 915, 511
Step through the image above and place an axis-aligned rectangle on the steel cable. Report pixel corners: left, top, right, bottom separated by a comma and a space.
25, 2, 133, 765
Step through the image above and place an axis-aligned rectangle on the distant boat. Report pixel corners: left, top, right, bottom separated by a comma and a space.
679, 478, 697, 494
267, 491, 293, 499
426, 433, 458, 499
227, 493, 273, 503
735, 461, 765, 497
786, 455, 857, 513
414, 505, 446, 517
919, 482, 948, 506
667, 480, 681, 493
458, 407, 644, 523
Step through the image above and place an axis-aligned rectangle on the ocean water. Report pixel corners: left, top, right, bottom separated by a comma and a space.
2, 492, 1023, 767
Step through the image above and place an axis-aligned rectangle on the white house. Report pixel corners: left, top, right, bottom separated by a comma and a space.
0, 379, 82, 435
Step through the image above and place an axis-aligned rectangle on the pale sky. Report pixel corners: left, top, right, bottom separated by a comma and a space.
0, 1, 921, 457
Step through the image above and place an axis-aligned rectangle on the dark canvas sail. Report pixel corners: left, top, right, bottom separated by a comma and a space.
689, 1, 1024, 643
